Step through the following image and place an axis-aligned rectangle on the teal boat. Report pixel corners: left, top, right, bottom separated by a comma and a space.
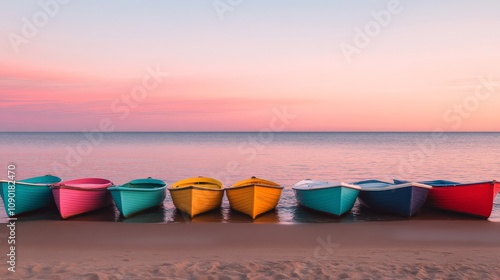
108, 177, 166, 218
0, 175, 62, 216
292, 179, 361, 216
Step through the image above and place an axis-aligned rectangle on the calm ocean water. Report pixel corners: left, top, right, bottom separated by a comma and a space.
1, 132, 499, 223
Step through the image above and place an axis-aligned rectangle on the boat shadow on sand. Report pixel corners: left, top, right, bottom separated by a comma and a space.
3, 204, 119, 222
292, 203, 358, 223
1, 201, 493, 223
0, 204, 61, 221
224, 208, 281, 223
167, 207, 224, 223
352, 203, 481, 221
118, 206, 166, 223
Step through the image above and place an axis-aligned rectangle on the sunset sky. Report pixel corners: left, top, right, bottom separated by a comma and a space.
1, 0, 499, 131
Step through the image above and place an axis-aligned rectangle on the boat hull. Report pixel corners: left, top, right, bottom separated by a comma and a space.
0, 175, 61, 216
169, 187, 224, 218
294, 186, 359, 216
1, 183, 53, 216
426, 181, 498, 218
226, 185, 283, 219
109, 187, 166, 218
52, 188, 112, 219
358, 186, 429, 217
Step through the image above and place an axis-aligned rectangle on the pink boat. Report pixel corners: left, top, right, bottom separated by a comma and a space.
51, 178, 113, 219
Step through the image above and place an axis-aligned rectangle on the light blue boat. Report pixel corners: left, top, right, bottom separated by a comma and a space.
0, 175, 62, 216
108, 177, 166, 218
292, 179, 361, 216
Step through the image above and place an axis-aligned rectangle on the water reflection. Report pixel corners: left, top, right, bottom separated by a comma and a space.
119, 206, 166, 223
224, 209, 281, 223
1, 194, 498, 223
64, 205, 119, 222
3, 205, 61, 221
1, 196, 499, 223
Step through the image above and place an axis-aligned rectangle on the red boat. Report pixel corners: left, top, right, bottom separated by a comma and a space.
395, 180, 499, 218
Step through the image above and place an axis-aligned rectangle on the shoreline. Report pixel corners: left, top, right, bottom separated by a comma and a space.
1, 220, 500, 279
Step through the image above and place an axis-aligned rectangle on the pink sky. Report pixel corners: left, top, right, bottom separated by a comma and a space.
1, 1, 499, 131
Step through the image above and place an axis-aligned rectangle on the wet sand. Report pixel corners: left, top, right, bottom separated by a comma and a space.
1, 220, 500, 279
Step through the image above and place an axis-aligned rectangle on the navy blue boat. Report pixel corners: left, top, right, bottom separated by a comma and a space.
352, 180, 432, 217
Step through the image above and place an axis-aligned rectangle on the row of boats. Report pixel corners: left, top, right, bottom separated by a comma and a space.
1, 175, 499, 219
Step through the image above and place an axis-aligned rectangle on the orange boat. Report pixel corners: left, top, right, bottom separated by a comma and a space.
226, 177, 283, 219
168, 176, 224, 218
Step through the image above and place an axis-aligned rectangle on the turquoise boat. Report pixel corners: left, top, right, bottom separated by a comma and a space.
292, 179, 361, 216
0, 175, 62, 216
108, 177, 166, 218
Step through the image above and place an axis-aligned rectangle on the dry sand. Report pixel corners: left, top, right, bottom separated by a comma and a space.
1, 220, 500, 279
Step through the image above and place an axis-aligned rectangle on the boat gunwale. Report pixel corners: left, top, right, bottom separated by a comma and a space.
51, 184, 113, 191
230, 177, 280, 186
292, 181, 361, 191
395, 179, 495, 188
171, 177, 223, 189
0, 175, 62, 187
50, 178, 113, 191
0, 180, 55, 187
425, 181, 494, 188
227, 184, 284, 190
353, 180, 432, 191
108, 185, 167, 192
128, 178, 166, 186
168, 185, 225, 192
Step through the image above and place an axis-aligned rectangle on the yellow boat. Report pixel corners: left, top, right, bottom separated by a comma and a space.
226, 177, 283, 219
169, 176, 224, 218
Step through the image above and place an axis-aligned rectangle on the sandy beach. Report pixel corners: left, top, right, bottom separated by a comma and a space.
1, 220, 499, 279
